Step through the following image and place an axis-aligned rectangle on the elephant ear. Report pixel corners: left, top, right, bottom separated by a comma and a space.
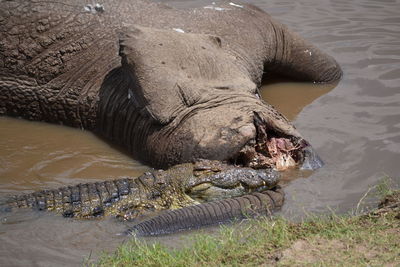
118, 26, 256, 125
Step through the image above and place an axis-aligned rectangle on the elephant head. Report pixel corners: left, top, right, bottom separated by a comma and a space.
98, 25, 338, 170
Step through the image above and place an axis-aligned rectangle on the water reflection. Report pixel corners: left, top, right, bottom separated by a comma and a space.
260, 79, 337, 121
0, 117, 148, 194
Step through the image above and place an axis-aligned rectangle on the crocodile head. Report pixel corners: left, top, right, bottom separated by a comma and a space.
185, 160, 280, 202
113, 161, 280, 220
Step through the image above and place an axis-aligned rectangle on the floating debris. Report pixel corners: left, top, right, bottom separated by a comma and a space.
84, 4, 93, 12
204, 6, 227, 11
84, 3, 104, 13
229, 2, 243, 8
173, 28, 185, 33
94, 3, 104, 13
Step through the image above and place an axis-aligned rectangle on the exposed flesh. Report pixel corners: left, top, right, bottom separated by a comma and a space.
235, 113, 305, 170
238, 138, 302, 170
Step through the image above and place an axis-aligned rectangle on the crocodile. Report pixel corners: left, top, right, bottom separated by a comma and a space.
1, 161, 283, 235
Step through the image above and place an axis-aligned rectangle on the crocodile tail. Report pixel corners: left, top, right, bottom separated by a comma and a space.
127, 187, 284, 236
2, 178, 136, 218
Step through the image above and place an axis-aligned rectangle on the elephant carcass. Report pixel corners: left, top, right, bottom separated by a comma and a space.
0, 0, 342, 171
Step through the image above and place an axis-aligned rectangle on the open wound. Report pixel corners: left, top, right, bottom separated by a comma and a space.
234, 112, 305, 170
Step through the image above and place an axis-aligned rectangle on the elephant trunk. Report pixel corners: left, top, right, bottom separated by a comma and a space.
266, 20, 343, 83
128, 187, 284, 236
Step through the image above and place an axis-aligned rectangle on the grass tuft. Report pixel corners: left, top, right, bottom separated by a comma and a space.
94, 189, 400, 267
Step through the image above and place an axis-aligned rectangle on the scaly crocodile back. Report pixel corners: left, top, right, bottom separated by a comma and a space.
3, 178, 138, 218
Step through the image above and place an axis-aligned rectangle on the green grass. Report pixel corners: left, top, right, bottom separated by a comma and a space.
93, 189, 400, 267
376, 175, 396, 198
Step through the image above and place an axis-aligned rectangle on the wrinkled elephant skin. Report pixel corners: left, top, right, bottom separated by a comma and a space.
0, 0, 342, 170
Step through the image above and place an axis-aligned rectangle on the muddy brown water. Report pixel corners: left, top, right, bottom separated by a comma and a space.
1, 0, 400, 266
